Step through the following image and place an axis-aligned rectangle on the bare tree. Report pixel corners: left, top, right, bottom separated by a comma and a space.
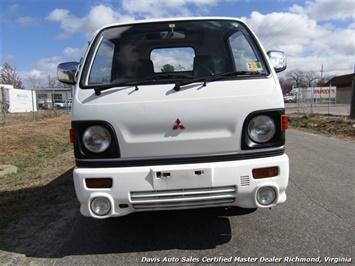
319, 74, 335, 86
279, 77, 293, 94
28, 74, 42, 90
285, 69, 336, 89
285, 69, 306, 88
48, 75, 61, 88
0, 62, 25, 89
304, 70, 319, 87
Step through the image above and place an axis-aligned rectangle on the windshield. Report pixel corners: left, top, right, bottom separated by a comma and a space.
81, 19, 269, 88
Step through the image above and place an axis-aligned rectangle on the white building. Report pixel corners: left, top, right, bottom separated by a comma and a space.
0, 85, 37, 113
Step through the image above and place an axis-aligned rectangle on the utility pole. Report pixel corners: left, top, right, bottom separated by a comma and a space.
350, 66, 355, 119
48, 74, 54, 109
319, 64, 324, 104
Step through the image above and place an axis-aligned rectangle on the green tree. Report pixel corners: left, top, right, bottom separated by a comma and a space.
161, 64, 175, 72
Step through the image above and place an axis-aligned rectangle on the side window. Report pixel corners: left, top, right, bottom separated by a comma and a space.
54, 94, 63, 101
228, 31, 261, 72
151, 47, 195, 73
88, 39, 115, 84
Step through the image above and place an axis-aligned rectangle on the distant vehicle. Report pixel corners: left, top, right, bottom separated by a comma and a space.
284, 93, 297, 103
54, 98, 72, 109
38, 99, 51, 110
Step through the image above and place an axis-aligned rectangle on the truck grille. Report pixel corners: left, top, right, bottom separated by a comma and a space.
130, 186, 236, 210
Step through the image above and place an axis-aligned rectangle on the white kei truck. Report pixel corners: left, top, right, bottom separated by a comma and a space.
57, 17, 289, 218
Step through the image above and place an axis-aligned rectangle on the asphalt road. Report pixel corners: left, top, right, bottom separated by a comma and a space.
0, 129, 354, 265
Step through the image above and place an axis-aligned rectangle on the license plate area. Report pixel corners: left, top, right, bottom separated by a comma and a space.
152, 168, 212, 190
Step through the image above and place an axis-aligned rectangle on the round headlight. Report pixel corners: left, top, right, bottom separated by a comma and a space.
257, 187, 276, 206
91, 197, 111, 216
83, 125, 111, 153
248, 115, 276, 143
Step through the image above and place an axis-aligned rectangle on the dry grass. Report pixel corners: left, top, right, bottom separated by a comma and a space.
289, 114, 355, 142
0, 113, 74, 230
0, 113, 74, 190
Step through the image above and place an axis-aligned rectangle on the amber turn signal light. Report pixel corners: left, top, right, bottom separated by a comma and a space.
281, 114, 288, 131
85, 178, 113, 188
69, 128, 77, 144
252, 167, 279, 179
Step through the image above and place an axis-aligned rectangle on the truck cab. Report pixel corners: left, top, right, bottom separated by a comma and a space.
58, 17, 289, 218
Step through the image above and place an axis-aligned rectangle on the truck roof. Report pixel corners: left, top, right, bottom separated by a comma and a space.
91, 16, 245, 36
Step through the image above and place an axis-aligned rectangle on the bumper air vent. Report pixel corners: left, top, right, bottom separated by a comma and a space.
130, 186, 236, 210
240, 176, 250, 186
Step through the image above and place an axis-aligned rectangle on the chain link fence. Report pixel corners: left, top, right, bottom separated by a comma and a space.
1, 86, 71, 125
286, 86, 350, 116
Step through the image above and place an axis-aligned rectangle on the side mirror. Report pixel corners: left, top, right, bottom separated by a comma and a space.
57, 62, 79, 85
267, 51, 287, 73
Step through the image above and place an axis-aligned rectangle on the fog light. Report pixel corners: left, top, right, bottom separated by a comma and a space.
91, 197, 111, 216
257, 187, 276, 206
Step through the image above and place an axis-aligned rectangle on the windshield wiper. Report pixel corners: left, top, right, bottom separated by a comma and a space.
93, 82, 132, 96
173, 71, 268, 91
93, 74, 195, 95
93, 71, 263, 95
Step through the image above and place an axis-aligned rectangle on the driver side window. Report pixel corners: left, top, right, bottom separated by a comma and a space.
228, 31, 258, 71
89, 39, 115, 84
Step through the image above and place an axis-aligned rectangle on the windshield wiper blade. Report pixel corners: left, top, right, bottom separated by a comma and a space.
94, 71, 264, 95
173, 71, 267, 91
173, 77, 207, 91
94, 74, 195, 95
93, 82, 132, 96
93, 78, 156, 96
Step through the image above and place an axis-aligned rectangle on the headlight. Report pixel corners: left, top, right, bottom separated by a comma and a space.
83, 125, 111, 153
247, 115, 276, 143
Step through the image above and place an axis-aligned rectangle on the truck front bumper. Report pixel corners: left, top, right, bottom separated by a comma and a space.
73, 154, 289, 218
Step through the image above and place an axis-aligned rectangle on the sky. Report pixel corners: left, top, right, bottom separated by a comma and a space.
1, 0, 354, 88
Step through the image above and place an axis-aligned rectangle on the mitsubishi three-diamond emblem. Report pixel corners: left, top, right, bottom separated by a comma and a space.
172, 119, 185, 130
